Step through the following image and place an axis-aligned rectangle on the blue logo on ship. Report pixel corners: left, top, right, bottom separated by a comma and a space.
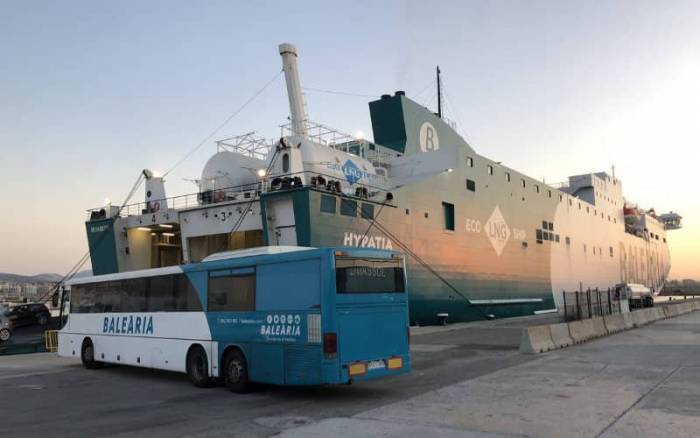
342, 159, 363, 185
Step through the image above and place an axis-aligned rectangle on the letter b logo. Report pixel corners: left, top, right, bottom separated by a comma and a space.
419, 122, 440, 152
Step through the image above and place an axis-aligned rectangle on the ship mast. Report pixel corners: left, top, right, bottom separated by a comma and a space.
437, 66, 442, 119
279, 43, 308, 138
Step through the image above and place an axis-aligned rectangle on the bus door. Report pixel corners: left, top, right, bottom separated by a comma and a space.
333, 254, 409, 375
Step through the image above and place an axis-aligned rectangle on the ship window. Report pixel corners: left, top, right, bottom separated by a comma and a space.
578, 202, 581, 209
609, 246, 614, 257
320, 195, 336, 214
547, 190, 552, 198
520, 178, 526, 188
522, 241, 528, 248
282, 153, 290, 173
569, 199, 573, 206
487, 165, 493, 175
535, 185, 540, 193
340, 200, 357, 217
565, 236, 571, 245
466, 179, 476, 192
506, 172, 511, 182
663, 238, 666, 243
655, 234, 659, 240
537, 239, 543, 244
424, 212, 429, 219
405, 209, 410, 215
548, 222, 554, 231
361, 203, 374, 220
542, 221, 547, 229
536, 229, 543, 240
466, 157, 473, 168
442, 202, 455, 231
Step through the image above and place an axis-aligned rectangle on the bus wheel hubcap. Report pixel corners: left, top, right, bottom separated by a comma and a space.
228, 361, 243, 382
0, 330, 8, 341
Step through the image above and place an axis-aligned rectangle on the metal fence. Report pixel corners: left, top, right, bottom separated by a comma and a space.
562, 288, 622, 321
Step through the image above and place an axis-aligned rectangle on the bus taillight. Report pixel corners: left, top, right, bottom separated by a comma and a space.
323, 333, 337, 356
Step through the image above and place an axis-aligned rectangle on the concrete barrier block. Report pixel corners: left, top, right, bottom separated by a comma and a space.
663, 305, 676, 318
654, 307, 665, 320
642, 308, 658, 323
519, 325, 556, 354
549, 323, 573, 348
621, 312, 635, 329
592, 317, 608, 337
630, 310, 649, 327
568, 319, 595, 343
682, 303, 693, 314
603, 314, 626, 333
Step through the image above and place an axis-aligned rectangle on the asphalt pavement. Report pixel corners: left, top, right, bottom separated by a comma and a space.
1, 311, 699, 437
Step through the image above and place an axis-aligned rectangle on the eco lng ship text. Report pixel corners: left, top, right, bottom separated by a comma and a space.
84, 43, 682, 325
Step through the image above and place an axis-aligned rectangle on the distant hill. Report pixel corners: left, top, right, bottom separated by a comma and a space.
0, 270, 92, 283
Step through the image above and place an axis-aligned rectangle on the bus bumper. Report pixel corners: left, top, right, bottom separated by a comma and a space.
338, 354, 411, 383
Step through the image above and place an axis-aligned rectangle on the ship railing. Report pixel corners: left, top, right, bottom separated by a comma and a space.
85, 180, 262, 219
216, 132, 273, 160
85, 169, 393, 220
266, 170, 393, 202
279, 120, 393, 164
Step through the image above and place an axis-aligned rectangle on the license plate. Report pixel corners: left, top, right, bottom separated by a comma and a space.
367, 360, 385, 370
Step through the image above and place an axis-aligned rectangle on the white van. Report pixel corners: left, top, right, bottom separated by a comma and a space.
616, 283, 654, 308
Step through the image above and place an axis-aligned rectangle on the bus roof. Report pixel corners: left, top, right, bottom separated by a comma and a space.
201, 246, 315, 262
66, 265, 184, 286
66, 246, 318, 286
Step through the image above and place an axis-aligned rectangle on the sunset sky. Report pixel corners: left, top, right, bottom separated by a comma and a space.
0, 1, 698, 279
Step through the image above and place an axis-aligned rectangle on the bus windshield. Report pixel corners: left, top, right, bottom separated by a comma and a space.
335, 257, 405, 294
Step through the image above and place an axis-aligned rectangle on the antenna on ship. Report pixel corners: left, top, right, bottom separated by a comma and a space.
436, 66, 443, 119
279, 43, 308, 138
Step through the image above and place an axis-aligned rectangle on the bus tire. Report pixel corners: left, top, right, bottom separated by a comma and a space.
186, 345, 212, 388
0, 328, 11, 343
81, 338, 103, 369
223, 349, 250, 393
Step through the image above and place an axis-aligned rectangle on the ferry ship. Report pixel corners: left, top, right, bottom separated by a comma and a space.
84, 43, 682, 324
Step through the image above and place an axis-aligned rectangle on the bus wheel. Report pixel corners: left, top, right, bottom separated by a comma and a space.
0, 328, 11, 342
81, 338, 103, 369
186, 345, 212, 388
223, 349, 250, 393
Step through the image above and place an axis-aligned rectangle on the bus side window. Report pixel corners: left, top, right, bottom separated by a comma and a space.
208, 270, 256, 312
256, 260, 321, 310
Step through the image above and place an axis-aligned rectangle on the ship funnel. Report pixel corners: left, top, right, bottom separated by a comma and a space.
279, 43, 308, 138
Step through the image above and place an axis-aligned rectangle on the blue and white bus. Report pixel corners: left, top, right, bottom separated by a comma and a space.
58, 246, 410, 392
